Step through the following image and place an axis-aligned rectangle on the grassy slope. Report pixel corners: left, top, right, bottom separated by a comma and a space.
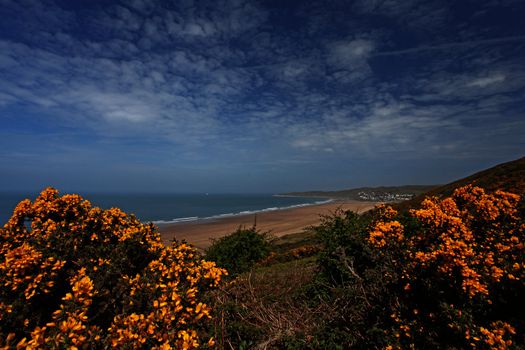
270, 230, 319, 253
395, 156, 525, 212
212, 256, 324, 349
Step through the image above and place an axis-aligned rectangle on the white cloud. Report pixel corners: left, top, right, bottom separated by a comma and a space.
285, 98, 466, 157
374, 36, 525, 57
68, 91, 160, 123
325, 38, 375, 83
466, 74, 506, 88
327, 39, 374, 68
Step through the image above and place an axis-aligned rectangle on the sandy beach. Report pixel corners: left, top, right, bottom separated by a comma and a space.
158, 200, 378, 249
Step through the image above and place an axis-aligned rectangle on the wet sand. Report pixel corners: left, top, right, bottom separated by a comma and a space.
158, 200, 377, 249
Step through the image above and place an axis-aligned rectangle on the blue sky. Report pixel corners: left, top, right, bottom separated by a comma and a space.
0, 0, 524, 193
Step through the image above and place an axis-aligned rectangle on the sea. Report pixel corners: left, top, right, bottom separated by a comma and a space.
0, 192, 330, 227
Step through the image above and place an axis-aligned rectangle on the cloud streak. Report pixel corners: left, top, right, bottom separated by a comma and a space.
374, 35, 525, 57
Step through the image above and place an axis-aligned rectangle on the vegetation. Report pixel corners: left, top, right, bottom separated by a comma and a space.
369, 185, 524, 349
315, 209, 373, 286
209, 185, 524, 349
205, 226, 272, 275
303, 185, 524, 349
2, 161, 524, 349
0, 188, 226, 349
211, 257, 321, 350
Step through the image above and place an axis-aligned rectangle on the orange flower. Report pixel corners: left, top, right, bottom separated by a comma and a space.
372, 185, 523, 349
0, 187, 226, 349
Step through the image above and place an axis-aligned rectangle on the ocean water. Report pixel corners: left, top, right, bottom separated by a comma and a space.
0, 192, 329, 226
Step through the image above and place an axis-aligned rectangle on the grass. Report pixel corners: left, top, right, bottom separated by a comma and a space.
395, 155, 525, 211
212, 257, 328, 349
211, 230, 336, 349
270, 229, 319, 254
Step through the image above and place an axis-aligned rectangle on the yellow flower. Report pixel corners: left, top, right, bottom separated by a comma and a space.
1, 187, 226, 349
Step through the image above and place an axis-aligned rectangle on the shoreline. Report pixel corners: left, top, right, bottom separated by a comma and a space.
158, 200, 378, 249
152, 198, 334, 225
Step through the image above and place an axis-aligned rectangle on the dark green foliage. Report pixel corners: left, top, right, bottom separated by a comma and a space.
315, 209, 373, 285
205, 226, 272, 275
310, 209, 397, 348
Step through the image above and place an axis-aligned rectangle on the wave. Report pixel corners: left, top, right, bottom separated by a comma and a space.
152, 216, 198, 224
152, 199, 334, 226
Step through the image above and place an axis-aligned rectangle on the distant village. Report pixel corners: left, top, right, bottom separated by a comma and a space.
357, 191, 415, 201
281, 186, 434, 202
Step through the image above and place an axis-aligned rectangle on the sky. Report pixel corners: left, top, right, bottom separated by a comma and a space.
0, 0, 524, 193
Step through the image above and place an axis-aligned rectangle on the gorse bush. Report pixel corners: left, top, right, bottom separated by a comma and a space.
369, 185, 524, 349
0, 188, 227, 349
309, 185, 524, 349
205, 226, 271, 275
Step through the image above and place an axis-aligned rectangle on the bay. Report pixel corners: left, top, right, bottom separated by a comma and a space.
0, 192, 328, 226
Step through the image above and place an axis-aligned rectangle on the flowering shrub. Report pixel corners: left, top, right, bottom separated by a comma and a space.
0, 188, 226, 349
369, 185, 524, 349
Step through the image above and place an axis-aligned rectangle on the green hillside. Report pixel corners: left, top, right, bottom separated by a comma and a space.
396, 156, 525, 211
